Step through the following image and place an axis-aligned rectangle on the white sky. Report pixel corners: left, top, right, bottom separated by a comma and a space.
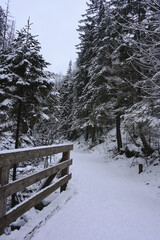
0, 0, 87, 74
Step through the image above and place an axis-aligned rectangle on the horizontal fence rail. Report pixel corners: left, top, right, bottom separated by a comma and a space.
0, 144, 73, 167
0, 144, 73, 234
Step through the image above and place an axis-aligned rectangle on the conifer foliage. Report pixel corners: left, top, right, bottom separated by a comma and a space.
59, 61, 74, 139
59, 0, 160, 156
0, 19, 54, 149
0, 0, 159, 161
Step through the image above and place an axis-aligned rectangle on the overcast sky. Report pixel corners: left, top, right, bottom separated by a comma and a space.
0, 0, 87, 74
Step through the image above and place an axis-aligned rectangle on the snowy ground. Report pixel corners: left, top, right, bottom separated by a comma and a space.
1, 142, 160, 240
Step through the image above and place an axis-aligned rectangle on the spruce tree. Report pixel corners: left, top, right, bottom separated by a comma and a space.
59, 61, 74, 139
74, 0, 109, 143
0, 19, 52, 149
0, 19, 54, 205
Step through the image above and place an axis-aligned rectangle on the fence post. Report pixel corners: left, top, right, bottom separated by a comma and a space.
138, 164, 143, 174
60, 151, 70, 192
0, 166, 10, 234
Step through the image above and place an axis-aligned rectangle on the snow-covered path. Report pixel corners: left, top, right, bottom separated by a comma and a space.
31, 149, 160, 240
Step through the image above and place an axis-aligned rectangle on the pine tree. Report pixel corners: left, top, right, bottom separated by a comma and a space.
32, 72, 60, 146
59, 61, 74, 139
73, 0, 110, 143
0, 19, 52, 149
0, 19, 55, 205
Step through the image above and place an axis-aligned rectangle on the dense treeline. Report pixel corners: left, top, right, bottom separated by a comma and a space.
60, 0, 160, 157
0, 1, 160, 160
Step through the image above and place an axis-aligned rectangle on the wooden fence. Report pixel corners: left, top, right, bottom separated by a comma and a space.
0, 144, 73, 234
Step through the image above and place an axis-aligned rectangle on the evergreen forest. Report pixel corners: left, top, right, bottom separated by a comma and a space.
0, 0, 160, 161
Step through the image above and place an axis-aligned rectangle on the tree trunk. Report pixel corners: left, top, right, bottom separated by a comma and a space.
85, 126, 89, 141
138, 124, 153, 156
126, 128, 140, 147
116, 113, 122, 152
12, 100, 22, 207
91, 126, 96, 145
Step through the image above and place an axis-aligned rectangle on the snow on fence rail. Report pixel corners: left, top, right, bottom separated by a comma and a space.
0, 144, 73, 234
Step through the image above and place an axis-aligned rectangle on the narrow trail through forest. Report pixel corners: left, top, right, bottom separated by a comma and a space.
30, 150, 160, 239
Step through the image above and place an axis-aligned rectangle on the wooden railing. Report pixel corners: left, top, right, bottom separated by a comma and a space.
0, 144, 73, 234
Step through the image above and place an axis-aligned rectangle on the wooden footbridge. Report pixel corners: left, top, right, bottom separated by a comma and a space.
0, 144, 73, 234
